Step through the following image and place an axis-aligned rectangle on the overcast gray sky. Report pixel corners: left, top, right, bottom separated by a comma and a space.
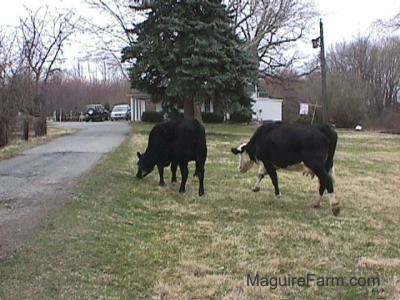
1, 0, 399, 67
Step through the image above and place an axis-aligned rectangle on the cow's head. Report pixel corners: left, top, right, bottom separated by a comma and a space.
136, 152, 155, 179
231, 143, 254, 173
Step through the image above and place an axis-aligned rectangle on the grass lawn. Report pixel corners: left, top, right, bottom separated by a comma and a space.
0, 125, 76, 160
0, 123, 399, 299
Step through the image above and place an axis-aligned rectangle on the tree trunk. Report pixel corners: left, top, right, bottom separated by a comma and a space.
0, 117, 9, 148
184, 98, 194, 120
33, 117, 47, 137
22, 118, 29, 141
193, 102, 203, 123
184, 97, 203, 122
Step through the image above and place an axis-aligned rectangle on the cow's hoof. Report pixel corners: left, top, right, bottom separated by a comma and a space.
312, 203, 321, 208
179, 188, 185, 193
171, 179, 177, 184
159, 182, 165, 187
252, 187, 260, 192
199, 190, 204, 196
331, 206, 340, 216
275, 193, 282, 199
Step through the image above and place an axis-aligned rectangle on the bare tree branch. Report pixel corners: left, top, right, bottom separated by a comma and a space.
225, 0, 317, 77
80, 0, 146, 80
19, 6, 80, 119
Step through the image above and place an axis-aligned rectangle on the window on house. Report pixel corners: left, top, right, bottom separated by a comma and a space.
204, 99, 211, 113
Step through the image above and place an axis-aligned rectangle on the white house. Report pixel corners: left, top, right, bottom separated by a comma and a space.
129, 84, 282, 122
129, 91, 214, 121
251, 88, 283, 122
128, 90, 150, 122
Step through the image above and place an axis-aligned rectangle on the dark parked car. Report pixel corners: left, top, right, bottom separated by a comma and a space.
84, 104, 109, 122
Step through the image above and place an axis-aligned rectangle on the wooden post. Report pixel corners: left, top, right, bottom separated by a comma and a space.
320, 19, 329, 124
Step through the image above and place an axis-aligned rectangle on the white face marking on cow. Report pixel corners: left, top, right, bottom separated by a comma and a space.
236, 143, 254, 173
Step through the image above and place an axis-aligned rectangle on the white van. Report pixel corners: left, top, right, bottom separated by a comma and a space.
111, 104, 131, 121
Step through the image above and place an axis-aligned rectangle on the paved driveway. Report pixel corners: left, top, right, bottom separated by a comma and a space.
0, 121, 131, 252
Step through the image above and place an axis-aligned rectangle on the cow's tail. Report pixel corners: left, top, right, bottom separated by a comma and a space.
322, 124, 338, 176
193, 119, 207, 178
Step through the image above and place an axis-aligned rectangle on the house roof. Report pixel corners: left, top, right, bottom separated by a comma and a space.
127, 89, 151, 99
255, 97, 283, 103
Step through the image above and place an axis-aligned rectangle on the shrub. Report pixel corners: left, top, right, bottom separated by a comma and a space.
202, 112, 224, 123
230, 110, 252, 123
382, 110, 400, 134
292, 111, 322, 125
166, 111, 184, 120
329, 75, 367, 128
141, 111, 164, 123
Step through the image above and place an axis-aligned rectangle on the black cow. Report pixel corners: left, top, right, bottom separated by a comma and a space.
231, 122, 339, 215
136, 119, 207, 196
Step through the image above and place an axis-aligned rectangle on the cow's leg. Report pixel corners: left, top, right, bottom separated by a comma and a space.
253, 162, 267, 192
304, 162, 326, 208
306, 162, 339, 216
196, 160, 205, 196
302, 165, 315, 179
157, 164, 165, 186
178, 161, 189, 194
313, 175, 326, 208
265, 162, 281, 197
171, 162, 177, 183
325, 171, 339, 216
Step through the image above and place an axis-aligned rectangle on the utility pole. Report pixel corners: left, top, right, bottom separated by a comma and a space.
312, 19, 329, 124
320, 19, 328, 124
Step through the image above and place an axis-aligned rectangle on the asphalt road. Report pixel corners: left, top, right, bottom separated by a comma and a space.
0, 121, 131, 252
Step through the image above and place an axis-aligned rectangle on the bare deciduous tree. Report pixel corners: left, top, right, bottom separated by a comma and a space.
0, 29, 25, 146
375, 11, 400, 32
300, 35, 400, 128
225, 0, 317, 77
19, 6, 79, 135
81, 0, 145, 80
329, 37, 400, 115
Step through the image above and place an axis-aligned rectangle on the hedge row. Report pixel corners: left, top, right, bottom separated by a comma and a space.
229, 110, 252, 123
141, 110, 252, 123
141, 111, 164, 123
202, 112, 224, 123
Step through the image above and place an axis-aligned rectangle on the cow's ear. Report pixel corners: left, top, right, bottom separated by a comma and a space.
231, 147, 241, 155
137, 152, 141, 159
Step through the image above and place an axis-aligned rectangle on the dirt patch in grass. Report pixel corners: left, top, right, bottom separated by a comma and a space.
357, 257, 400, 269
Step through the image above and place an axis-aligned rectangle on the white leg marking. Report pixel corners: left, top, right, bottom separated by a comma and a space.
252, 162, 266, 192
312, 196, 323, 208
329, 166, 335, 183
328, 193, 339, 206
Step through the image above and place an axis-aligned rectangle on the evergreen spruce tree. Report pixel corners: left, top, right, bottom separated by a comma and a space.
122, 0, 257, 120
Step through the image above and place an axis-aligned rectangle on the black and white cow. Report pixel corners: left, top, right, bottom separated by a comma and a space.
136, 119, 207, 196
231, 122, 339, 215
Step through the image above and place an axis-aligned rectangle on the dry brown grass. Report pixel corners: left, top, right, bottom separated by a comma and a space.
0, 125, 76, 160
0, 124, 399, 299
